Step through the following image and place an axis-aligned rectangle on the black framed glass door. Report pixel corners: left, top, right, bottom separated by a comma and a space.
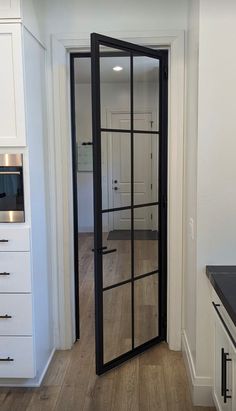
91, 33, 168, 375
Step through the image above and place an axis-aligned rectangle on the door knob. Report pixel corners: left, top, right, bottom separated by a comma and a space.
113, 187, 119, 191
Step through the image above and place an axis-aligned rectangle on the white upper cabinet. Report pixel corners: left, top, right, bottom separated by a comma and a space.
0, 0, 21, 19
0, 24, 26, 146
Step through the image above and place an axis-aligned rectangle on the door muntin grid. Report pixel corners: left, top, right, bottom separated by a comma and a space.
91, 33, 168, 375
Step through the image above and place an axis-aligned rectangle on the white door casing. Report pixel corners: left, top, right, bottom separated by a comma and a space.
50, 30, 185, 351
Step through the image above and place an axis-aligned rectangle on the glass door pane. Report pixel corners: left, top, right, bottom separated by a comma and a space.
91, 32, 168, 375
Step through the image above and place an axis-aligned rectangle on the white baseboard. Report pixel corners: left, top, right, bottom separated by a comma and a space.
37, 347, 56, 386
0, 347, 55, 388
182, 331, 214, 407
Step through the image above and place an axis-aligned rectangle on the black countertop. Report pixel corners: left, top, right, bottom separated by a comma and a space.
206, 266, 236, 327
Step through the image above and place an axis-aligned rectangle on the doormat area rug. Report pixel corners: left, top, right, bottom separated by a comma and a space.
107, 230, 158, 241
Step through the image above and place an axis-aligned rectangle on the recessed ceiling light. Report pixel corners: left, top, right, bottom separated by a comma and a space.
113, 66, 123, 72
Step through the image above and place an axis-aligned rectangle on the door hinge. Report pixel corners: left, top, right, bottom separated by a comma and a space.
164, 66, 168, 80
150, 213, 153, 220
150, 153, 152, 159
162, 315, 167, 330
150, 183, 152, 190
162, 195, 167, 208
150, 120, 154, 128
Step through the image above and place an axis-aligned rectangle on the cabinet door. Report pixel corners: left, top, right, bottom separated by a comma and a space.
0, 294, 32, 336
228, 338, 236, 411
214, 312, 233, 411
0, 336, 35, 378
0, 24, 26, 146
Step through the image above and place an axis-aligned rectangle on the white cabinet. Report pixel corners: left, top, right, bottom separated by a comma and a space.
0, 11, 54, 383
0, 24, 26, 146
212, 302, 236, 411
0, 252, 31, 293
0, 227, 30, 251
0, 0, 21, 19
0, 226, 35, 379
0, 337, 35, 378
0, 294, 32, 336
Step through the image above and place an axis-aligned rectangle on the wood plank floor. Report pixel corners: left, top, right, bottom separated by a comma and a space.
0, 233, 215, 411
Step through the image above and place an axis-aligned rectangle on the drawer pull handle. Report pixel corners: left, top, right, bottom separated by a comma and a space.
0, 357, 14, 362
0, 239, 9, 243
0, 272, 10, 276
221, 348, 232, 403
0, 315, 12, 319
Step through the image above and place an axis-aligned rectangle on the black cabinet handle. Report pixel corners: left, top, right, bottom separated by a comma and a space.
224, 352, 232, 403
221, 348, 225, 397
0, 272, 10, 276
0, 239, 9, 243
221, 348, 232, 403
0, 357, 14, 362
82, 142, 93, 146
0, 314, 12, 319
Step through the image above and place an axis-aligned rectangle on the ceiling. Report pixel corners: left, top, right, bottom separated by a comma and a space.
74, 56, 159, 84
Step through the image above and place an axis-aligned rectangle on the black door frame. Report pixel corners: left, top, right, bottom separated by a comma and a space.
70, 53, 80, 340
70, 36, 168, 367
91, 33, 168, 375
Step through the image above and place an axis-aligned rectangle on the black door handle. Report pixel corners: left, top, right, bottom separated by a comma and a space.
102, 248, 117, 255
0, 272, 10, 276
92, 246, 107, 252
0, 239, 9, 243
92, 247, 117, 255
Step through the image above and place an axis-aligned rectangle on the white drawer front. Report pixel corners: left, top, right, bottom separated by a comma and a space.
0, 294, 32, 336
0, 337, 35, 378
0, 252, 31, 292
0, 227, 30, 251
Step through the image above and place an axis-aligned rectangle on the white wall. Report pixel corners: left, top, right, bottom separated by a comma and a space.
21, 0, 46, 43
183, 1, 236, 405
42, 0, 188, 36
183, 0, 199, 369
23, 27, 54, 379
21, 0, 55, 375
75, 81, 158, 232
196, 0, 236, 376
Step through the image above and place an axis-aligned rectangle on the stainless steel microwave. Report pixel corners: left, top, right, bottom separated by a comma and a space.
0, 154, 25, 223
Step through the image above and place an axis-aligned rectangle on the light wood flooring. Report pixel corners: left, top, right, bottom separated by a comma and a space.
0, 233, 215, 411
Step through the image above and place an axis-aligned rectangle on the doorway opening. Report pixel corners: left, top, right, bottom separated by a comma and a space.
70, 33, 168, 375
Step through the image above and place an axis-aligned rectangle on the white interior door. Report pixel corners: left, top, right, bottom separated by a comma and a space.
111, 112, 153, 230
